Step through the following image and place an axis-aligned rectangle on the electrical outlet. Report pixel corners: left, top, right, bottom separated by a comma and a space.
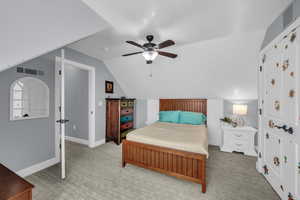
73, 125, 77, 131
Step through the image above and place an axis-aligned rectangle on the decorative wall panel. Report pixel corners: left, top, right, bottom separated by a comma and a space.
258, 19, 300, 200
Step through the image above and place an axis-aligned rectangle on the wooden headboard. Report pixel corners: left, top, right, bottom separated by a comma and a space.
159, 99, 207, 116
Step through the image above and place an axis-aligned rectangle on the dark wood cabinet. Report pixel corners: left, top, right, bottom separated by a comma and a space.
106, 98, 135, 145
0, 164, 34, 200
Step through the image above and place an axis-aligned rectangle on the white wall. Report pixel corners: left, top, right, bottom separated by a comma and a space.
146, 99, 159, 125
207, 99, 224, 146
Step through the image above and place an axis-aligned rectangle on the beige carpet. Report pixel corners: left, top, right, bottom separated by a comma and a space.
26, 142, 279, 200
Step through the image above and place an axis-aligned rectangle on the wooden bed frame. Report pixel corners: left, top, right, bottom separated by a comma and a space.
122, 99, 207, 193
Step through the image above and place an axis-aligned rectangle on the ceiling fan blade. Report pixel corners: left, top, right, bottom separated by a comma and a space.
158, 51, 177, 58
122, 52, 143, 56
158, 40, 175, 49
126, 41, 144, 49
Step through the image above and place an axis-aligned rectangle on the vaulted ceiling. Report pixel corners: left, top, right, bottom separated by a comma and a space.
68, 0, 292, 99
70, 0, 292, 60
2, 0, 291, 99
105, 30, 264, 99
0, 0, 108, 72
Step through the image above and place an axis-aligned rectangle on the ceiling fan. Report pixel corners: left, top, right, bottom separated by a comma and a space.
122, 35, 177, 64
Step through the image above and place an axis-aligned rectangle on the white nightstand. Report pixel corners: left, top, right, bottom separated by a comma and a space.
220, 125, 257, 156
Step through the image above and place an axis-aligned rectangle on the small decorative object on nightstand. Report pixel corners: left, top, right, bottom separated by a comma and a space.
221, 125, 257, 156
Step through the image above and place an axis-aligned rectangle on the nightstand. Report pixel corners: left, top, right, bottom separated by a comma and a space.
220, 125, 257, 156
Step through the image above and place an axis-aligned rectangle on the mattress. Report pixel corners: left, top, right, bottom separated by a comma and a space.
126, 122, 209, 157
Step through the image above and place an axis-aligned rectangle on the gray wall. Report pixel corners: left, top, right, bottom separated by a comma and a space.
44, 48, 126, 142
261, 0, 300, 49
0, 47, 125, 172
63, 48, 126, 141
0, 58, 55, 172
223, 99, 258, 128
65, 65, 89, 140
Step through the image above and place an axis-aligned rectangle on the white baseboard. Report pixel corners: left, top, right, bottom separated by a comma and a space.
208, 140, 221, 147
145, 121, 155, 125
65, 136, 89, 146
256, 162, 262, 173
17, 157, 59, 178
66, 136, 105, 148
90, 139, 105, 148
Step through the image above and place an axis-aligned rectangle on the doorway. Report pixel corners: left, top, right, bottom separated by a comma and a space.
55, 55, 95, 179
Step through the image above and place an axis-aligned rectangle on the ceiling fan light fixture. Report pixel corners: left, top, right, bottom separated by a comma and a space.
142, 50, 158, 62
123, 35, 177, 63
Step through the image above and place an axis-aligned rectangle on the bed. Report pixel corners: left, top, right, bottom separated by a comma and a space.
122, 99, 208, 193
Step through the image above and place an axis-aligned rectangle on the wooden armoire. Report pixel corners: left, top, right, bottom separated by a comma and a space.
258, 18, 300, 199
106, 98, 135, 145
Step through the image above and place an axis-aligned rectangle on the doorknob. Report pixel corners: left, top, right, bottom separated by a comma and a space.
276, 125, 293, 134
56, 119, 70, 124
286, 127, 293, 134
274, 124, 293, 134
275, 125, 287, 130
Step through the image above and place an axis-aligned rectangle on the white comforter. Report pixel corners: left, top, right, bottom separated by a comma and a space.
126, 122, 208, 157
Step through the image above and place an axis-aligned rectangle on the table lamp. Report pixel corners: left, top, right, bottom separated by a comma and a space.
232, 104, 248, 126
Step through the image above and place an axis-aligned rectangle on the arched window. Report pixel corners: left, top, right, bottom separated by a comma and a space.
10, 77, 49, 120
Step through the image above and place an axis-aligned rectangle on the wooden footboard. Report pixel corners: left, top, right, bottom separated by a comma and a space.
122, 140, 206, 193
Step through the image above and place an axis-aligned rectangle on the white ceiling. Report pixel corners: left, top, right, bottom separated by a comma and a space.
0, 0, 108, 72
105, 30, 265, 99
68, 0, 292, 99
69, 0, 292, 60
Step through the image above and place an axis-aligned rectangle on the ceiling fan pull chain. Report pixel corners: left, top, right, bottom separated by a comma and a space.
149, 65, 153, 77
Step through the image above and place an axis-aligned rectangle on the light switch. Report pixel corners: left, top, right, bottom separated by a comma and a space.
98, 101, 103, 107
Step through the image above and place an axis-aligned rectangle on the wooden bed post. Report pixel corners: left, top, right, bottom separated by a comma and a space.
122, 140, 126, 168
201, 159, 206, 193
202, 183, 206, 193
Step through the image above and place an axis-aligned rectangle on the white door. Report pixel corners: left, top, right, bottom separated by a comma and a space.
55, 49, 67, 179
258, 27, 300, 199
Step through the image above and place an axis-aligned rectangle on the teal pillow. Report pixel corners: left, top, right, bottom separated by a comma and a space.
179, 111, 206, 125
159, 111, 180, 123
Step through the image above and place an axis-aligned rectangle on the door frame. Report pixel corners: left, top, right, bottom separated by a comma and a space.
55, 57, 96, 155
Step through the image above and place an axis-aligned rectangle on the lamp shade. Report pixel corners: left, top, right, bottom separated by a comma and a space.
233, 104, 247, 115
142, 50, 158, 61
